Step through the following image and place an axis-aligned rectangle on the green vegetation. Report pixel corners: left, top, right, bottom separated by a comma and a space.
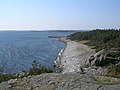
105, 65, 120, 78
68, 29, 120, 52
93, 76, 120, 85
29, 60, 53, 75
107, 52, 120, 58
69, 29, 120, 78
0, 74, 16, 83
0, 60, 53, 83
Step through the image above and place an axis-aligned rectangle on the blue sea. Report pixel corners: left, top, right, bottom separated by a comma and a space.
0, 31, 73, 74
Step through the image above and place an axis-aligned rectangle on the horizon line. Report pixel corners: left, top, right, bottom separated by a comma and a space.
0, 28, 119, 31
0, 29, 89, 31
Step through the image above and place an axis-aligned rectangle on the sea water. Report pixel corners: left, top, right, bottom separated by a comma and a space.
0, 31, 73, 74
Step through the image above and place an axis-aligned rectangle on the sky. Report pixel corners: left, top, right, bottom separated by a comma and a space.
0, 0, 120, 30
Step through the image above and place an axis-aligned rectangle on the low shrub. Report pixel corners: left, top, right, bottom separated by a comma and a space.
94, 76, 120, 85
105, 65, 120, 78
0, 74, 16, 83
28, 60, 53, 75
0, 60, 53, 83
107, 52, 120, 58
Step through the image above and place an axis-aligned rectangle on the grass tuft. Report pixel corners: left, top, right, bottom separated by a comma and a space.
93, 76, 120, 85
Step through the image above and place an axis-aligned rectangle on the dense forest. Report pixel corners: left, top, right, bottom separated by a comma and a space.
68, 29, 120, 52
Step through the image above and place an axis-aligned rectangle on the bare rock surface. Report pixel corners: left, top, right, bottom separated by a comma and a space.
0, 73, 120, 90
0, 38, 120, 90
59, 37, 95, 74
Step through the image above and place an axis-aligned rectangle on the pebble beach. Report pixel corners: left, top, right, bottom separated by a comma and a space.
59, 37, 95, 73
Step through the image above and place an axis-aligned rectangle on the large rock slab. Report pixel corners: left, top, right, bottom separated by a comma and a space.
0, 73, 120, 90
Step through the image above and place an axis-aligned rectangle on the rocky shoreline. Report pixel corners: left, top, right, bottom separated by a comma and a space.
58, 37, 95, 74
0, 37, 120, 90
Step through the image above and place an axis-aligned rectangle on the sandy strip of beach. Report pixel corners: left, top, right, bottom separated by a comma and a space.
59, 37, 95, 74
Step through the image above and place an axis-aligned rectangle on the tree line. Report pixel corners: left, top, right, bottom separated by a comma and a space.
68, 29, 120, 52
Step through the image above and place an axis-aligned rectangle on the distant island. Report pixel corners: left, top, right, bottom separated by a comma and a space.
30, 30, 79, 32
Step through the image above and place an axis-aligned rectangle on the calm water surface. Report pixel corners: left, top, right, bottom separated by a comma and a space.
0, 31, 73, 73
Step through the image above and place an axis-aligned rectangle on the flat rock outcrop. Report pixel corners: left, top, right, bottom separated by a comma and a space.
0, 38, 120, 90
1, 73, 120, 90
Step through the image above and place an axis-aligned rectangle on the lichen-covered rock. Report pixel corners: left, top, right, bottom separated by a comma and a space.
0, 39, 120, 90
0, 73, 120, 90
86, 49, 120, 67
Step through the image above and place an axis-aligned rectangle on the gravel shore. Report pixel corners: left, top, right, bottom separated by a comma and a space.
1, 37, 120, 90
59, 37, 95, 74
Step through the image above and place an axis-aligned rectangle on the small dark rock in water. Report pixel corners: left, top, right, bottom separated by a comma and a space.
53, 65, 56, 67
